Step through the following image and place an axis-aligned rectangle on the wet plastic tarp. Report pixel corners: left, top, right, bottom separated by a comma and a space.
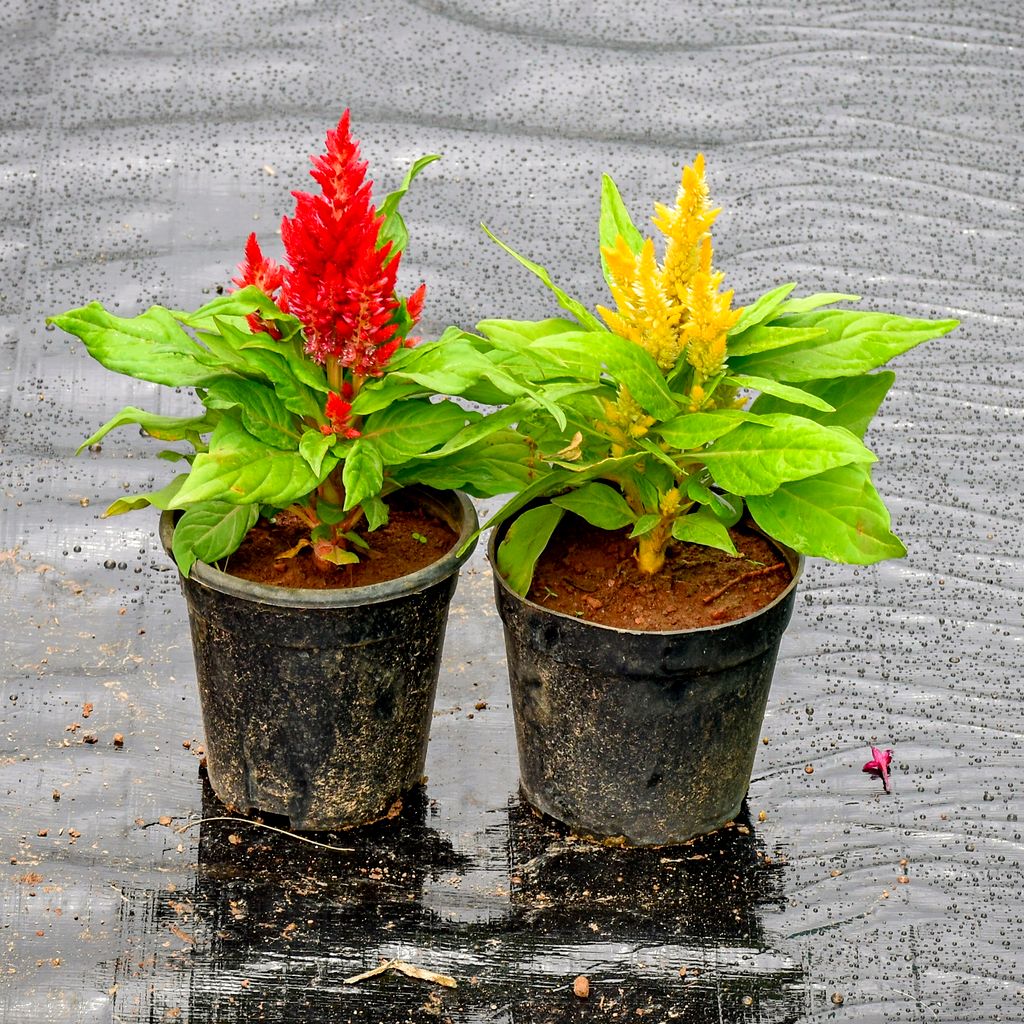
2, 1, 1022, 1021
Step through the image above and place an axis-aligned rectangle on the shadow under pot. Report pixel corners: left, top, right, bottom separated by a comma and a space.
160, 487, 477, 831
489, 512, 802, 846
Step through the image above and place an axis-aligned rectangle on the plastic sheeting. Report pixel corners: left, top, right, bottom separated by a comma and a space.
2, 1, 1021, 1021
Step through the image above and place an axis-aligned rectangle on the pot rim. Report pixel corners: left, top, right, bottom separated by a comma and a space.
160, 487, 478, 609
487, 509, 804, 637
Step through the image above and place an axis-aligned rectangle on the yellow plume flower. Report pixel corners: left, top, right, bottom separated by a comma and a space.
653, 154, 720, 305
659, 488, 682, 517
597, 236, 643, 347
680, 239, 742, 378
598, 238, 682, 370
598, 154, 740, 387
596, 387, 655, 455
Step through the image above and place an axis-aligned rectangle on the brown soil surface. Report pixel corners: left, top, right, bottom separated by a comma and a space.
221, 493, 457, 589
527, 516, 793, 631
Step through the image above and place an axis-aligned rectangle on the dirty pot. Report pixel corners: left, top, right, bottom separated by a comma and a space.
489, 516, 803, 845
160, 488, 477, 830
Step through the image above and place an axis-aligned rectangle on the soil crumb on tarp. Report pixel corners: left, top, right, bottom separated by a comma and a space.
222, 492, 457, 589
528, 516, 793, 631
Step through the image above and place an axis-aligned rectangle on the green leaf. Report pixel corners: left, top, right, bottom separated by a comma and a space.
495, 504, 565, 597
700, 413, 876, 496
774, 292, 860, 316
399, 329, 562, 406
685, 479, 743, 527
239, 331, 329, 394
298, 430, 335, 476
170, 416, 323, 507
210, 318, 325, 420
552, 481, 635, 529
629, 513, 662, 539
671, 507, 739, 556
472, 319, 593, 387
174, 286, 287, 331
482, 224, 604, 331
476, 452, 647, 540
496, 329, 605, 381
362, 494, 389, 531
407, 401, 525, 462
103, 476, 187, 517
726, 374, 836, 412
341, 438, 384, 511
476, 317, 581, 348
362, 399, 473, 464
729, 283, 797, 336
393, 433, 537, 498
49, 303, 223, 386
315, 499, 346, 525
378, 154, 441, 254
171, 501, 260, 577
657, 409, 757, 449
378, 338, 503, 395
749, 371, 895, 439
319, 546, 361, 566
599, 174, 644, 285
726, 324, 828, 358
537, 330, 679, 421
342, 530, 370, 551
729, 310, 958, 382
631, 470, 661, 515
204, 378, 299, 449
746, 464, 906, 563
77, 406, 215, 453
349, 378, 427, 415
635, 435, 683, 476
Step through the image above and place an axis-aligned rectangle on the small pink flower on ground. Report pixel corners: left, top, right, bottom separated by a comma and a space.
862, 746, 893, 793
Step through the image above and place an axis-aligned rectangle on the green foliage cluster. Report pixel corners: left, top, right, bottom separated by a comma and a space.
473, 177, 957, 594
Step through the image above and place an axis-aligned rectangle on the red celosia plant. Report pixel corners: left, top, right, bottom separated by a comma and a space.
49, 111, 543, 577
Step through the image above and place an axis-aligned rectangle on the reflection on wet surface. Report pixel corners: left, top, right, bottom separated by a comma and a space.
101, 781, 803, 1022
3, 0, 1023, 1021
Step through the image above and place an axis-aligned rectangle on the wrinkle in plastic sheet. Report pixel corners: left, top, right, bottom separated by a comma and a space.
2, 1, 1022, 1021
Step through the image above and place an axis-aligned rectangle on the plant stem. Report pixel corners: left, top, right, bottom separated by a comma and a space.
318, 472, 345, 508
326, 357, 344, 393
636, 522, 670, 575
284, 502, 319, 529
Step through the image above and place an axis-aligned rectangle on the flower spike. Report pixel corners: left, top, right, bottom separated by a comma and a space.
279, 110, 407, 374
231, 233, 285, 337
321, 390, 361, 439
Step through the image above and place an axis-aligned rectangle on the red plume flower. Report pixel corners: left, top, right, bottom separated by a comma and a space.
231, 233, 286, 338
403, 283, 428, 348
321, 389, 361, 439
280, 110, 413, 375
232, 233, 284, 296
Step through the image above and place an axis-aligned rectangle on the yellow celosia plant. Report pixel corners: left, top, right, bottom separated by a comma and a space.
469, 157, 958, 596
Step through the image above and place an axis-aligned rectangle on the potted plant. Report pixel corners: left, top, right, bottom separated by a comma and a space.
473, 155, 958, 844
48, 111, 546, 830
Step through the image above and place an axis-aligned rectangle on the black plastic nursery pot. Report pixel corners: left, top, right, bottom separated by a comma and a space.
489, 516, 803, 846
160, 488, 478, 831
